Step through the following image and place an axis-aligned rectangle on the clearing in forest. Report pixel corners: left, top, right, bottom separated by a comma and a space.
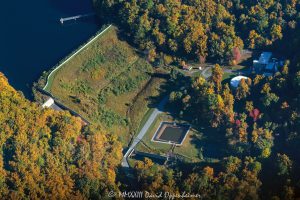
45, 26, 166, 146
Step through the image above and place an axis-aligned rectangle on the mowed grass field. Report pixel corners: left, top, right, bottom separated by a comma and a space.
48, 26, 166, 146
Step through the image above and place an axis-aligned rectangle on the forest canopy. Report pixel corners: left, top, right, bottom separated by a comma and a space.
0, 73, 122, 199
94, 0, 300, 63
1, 0, 300, 199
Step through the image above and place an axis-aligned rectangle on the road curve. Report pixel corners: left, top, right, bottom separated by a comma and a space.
121, 96, 169, 167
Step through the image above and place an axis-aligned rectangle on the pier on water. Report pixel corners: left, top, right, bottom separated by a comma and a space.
60, 13, 95, 24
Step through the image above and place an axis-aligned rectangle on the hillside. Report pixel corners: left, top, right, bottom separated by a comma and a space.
39, 26, 167, 146
0, 73, 122, 199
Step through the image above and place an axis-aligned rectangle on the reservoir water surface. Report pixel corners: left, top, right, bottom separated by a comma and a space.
0, 0, 101, 99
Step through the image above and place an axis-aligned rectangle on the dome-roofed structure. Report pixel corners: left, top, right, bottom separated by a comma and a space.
230, 75, 249, 88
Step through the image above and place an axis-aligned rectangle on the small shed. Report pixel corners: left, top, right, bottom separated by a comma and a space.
42, 98, 55, 108
42, 97, 63, 111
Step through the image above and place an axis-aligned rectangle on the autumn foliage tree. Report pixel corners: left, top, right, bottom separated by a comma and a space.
132, 158, 178, 194
231, 47, 242, 65
235, 78, 251, 100
94, 0, 300, 62
211, 64, 224, 93
0, 73, 122, 199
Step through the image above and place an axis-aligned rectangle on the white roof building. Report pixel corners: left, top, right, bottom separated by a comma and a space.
42, 97, 63, 111
258, 52, 272, 65
42, 98, 55, 108
230, 76, 249, 88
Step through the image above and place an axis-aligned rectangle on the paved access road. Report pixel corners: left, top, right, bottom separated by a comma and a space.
121, 96, 169, 167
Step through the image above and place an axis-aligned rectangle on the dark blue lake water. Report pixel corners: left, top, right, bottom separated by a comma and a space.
0, 0, 101, 99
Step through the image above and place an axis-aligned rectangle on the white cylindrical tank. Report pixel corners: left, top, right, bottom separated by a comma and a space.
230, 76, 249, 88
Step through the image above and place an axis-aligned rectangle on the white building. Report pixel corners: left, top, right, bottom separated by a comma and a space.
253, 52, 272, 70
259, 52, 272, 65
230, 76, 249, 88
42, 97, 63, 111
253, 52, 280, 76
42, 98, 55, 108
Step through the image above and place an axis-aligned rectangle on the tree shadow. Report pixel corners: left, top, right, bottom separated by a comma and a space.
189, 125, 229, 160
174, 160, 224, 176
116, 28, 139, 50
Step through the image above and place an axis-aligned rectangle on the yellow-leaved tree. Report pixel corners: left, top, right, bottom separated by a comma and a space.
0, 73, 122, 199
